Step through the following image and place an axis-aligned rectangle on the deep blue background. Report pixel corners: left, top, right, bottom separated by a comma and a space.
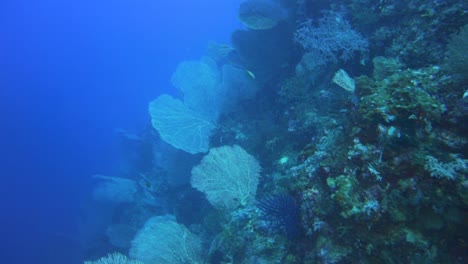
0, 0, 241, 262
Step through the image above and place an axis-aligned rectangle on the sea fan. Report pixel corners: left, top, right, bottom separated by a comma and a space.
257, 194, 301, 240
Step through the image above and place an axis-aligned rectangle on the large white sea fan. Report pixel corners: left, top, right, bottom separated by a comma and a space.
149, 94, 216, 154
191, 145, 261, 210
171, 57, 222, 120
129, 216, 203, 264
85, 252, 142, 264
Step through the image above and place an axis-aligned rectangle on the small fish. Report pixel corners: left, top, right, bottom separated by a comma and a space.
246, 70, 255, 79
145, 180, 152, 188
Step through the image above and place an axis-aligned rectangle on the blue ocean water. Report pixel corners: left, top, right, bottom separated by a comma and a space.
0, 1, 241, 263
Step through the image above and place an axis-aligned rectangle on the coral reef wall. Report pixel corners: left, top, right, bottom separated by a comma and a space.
85, 0, 468, 263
